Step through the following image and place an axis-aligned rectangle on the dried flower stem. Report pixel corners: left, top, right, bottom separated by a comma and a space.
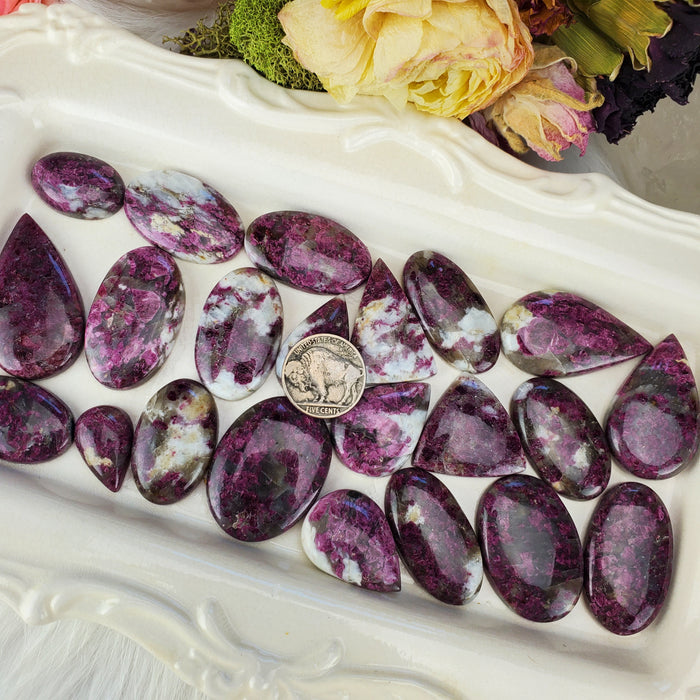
164, 1, 241, 59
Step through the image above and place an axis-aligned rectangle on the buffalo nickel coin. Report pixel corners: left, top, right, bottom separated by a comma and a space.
281, 334, 366, 418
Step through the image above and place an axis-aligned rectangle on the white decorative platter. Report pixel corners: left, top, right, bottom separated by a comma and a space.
1, 5, 699, 698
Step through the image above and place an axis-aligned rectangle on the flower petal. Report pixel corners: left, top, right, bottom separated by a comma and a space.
280, 0, 534, 118
483, 43, 601, 160
279, 0, 376, 100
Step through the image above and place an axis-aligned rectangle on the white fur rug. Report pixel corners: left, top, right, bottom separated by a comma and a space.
0, 602, 207, 699
67, 0, 221, 44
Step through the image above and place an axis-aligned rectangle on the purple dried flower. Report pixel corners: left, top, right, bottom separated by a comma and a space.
594, 2, 700, 143
464, 112, 502, 148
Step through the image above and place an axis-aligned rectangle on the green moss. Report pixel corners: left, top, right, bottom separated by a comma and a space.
165, 2, 241, 59
229, 0, 324, 91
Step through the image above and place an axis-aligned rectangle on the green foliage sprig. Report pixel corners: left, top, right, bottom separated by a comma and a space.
165, 2, 240, 59
230, 0, 323, 90
166, 0, 323, 91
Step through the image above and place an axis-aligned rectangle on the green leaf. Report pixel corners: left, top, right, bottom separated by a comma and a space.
553, 17, 624, 78
590, 0, 671, 68
570, 0, 672, 69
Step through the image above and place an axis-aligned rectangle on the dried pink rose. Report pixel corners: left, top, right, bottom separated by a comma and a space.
1, 0, 59, 15
481, 44, 603, 161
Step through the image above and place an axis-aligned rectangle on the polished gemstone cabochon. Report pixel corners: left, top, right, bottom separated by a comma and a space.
477, 474, 583, 622
208, 396, 332, 542
606, 334, 700, 479
403, 249, 500, 373
511, 378, 611, 500
413, 374, 526, 477
0, 375, 73, 463
195, 267, 283, 401
386, 468, 483, 605
352, 258, 437, 384
75, 405, 133, 492
131, 379, 217, 505
302, 489, 401, 592
125, 169, 244, 263
585, 482, 673, 635
0, 214, 84, 379
331, 382, 430, 476
85, 246, 185, 390
31, 151, 124, 219
500, 290, 652, 376
246, 210, 372, 294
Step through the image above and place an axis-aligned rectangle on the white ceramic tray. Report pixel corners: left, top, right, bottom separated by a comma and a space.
1, 5, 699, 698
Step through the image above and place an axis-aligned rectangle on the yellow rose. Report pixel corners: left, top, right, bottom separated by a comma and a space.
278, 0, 534, 119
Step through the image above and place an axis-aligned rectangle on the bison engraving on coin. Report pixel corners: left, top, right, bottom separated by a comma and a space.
282, 334, 366, 418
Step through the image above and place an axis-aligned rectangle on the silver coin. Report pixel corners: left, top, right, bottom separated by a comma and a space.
281, 333, 366, 418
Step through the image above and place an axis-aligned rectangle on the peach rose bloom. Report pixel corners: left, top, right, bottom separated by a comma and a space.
279, 0, 534, 119
1, 0, 59, 15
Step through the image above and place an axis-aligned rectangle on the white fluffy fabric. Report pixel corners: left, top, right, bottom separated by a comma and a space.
0, 603, 208, 700
66, 0, 221, 44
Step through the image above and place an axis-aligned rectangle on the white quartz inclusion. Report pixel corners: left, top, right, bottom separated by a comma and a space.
333, 422, 348, 453
59, 183, 110, 219
532, 414, 592, 479
204, 365, 272, 402
58, 184, 81, 207
197, 270, 282, 400
461, 551, 483, 602
381, 408, 427, 460
82, 446, 112, 469
500, 304, 534, 354
275, 316, 314, 380
438, 307, 498, 370
131, 170, 216, 208
445, 308, 497, 349
158, 298, 184, 353
301, 518, 363, 586
569, 445, 592, 478
143, 398, 212, 482
355, 295, 435, 383
334, 391, 428, 474
404, 503, 425, 526
301, 519, 335, 577
339, 557, 363, 585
